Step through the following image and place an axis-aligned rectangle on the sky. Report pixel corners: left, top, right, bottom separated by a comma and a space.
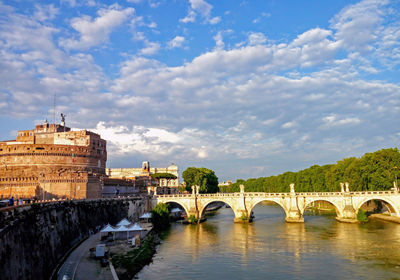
0, 0, 399, 181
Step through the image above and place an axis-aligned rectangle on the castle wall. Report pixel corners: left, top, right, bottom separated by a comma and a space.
0, 124, 107, 199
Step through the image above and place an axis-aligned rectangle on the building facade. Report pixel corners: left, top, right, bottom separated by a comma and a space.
0, 121, 107, 199
107, 161, 179, 194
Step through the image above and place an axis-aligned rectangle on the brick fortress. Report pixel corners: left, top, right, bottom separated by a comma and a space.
0, 120, 107, 199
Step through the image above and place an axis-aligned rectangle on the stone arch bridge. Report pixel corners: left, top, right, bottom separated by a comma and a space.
154, 186, 400, 223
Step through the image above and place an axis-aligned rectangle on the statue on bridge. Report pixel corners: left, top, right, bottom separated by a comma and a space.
191, 185, 200, 195
345, 182, 350, 192
290, 183, 295, 194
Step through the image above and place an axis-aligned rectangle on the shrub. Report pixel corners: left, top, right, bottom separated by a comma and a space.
151, 203, 170, 231
187, 215, 198, 223
357, 209, 369, 223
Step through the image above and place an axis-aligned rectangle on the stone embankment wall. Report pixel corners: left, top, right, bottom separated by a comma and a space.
0, 197, 150, 280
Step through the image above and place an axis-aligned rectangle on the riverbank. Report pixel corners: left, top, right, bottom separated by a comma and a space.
111, 232, 161, 280
369, 213, 400, 224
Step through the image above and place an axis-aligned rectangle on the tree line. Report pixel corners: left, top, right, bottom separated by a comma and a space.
219, 148, 400, 193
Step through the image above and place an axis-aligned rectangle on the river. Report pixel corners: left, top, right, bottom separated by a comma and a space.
138, 204, 400, 279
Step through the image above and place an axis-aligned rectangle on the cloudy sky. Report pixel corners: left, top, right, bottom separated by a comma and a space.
0, 0, 399, 181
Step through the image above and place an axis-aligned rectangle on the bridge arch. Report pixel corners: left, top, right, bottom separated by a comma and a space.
302, 198, 343, 218
247, 198, 288, 219
355, 197, 400, 216
158, 199, 190, 218
198, 200, 235, 220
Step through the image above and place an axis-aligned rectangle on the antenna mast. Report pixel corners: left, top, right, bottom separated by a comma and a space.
53, 94, 56, 125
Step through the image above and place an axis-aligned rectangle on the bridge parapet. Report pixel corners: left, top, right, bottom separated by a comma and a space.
155, 190, 397, 199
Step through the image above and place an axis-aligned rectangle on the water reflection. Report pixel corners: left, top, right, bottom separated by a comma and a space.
138, 204, 400, 280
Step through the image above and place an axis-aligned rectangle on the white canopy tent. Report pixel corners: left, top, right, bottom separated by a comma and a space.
100, 224, 116, 233
129, 223, 143, 231
100, 223, 118, 240
113, 224, 145, 240
128, 223, 145, 239
116, 218, 131, 227
140, 212, 151, 223
114, 225, 131, 240
140, 213, 151, 219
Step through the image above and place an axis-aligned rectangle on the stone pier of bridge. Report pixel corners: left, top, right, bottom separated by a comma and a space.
153, 183, 400, 223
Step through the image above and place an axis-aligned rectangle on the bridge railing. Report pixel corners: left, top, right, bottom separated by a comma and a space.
155, 190, 398, 199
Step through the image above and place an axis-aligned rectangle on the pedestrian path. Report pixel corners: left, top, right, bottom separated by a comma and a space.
58, 232, 113, 280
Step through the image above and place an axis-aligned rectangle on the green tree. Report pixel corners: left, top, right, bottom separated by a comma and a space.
359, 148, 400, 190
182, 167, 219, 193
151, 203, 170, 231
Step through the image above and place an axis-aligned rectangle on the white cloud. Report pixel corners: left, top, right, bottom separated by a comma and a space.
253, 12, 271, 24
209, 16, 221, 25
330, 0, 388, 52
281, 121, 295, 129
92, 122, 215, 160
180, 0, 218, 24
59, 5, 134, 50
167, 36, 185, 49
139, 41, 160, 55
213, 32, 224, 50
322, 114, 361, 127
180, 9, 196, 23
292, 28, 332, 46
33, 4, 59, 22
248, 32, 267, 45
148, 22, 157, 28
61, 0, 77, 7
189, 0, 212, 19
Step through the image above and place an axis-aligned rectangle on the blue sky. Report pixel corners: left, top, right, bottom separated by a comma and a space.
0, 0, 399, 181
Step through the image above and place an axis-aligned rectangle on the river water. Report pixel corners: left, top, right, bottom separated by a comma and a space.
138, 204, 400, 280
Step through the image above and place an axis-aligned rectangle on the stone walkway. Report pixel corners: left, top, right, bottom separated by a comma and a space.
58, 232, 114, 280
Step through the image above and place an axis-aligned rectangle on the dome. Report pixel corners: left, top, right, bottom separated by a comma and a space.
168, 163, 178, 170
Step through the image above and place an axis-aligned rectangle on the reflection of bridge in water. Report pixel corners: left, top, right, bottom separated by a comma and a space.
154, 184, 400, 223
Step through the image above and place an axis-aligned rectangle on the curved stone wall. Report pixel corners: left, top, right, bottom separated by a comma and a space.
0, 197, 150, 280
